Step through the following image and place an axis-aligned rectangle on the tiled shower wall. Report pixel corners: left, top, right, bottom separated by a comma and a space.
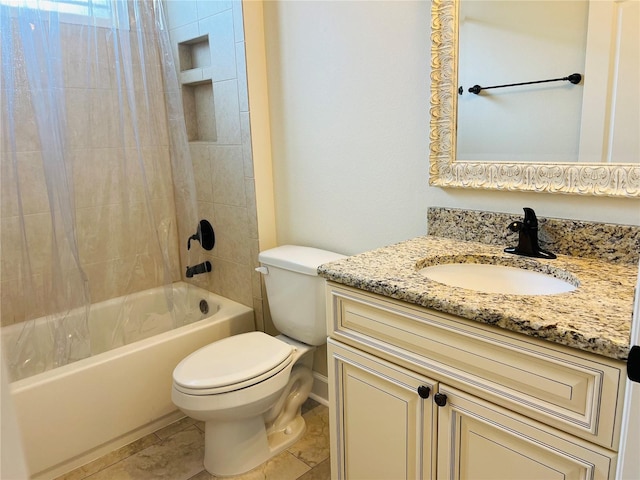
165, 0, 267, 330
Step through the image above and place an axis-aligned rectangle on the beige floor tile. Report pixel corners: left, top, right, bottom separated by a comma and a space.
297, 459, 331, 480
210, 451, 311, 480
287, 405, 330, 467
187, 470, 214, 480
54, 433, 160, 480
188, 457, 330, 480
154, 416, 197, 440
86, 426, 205, 480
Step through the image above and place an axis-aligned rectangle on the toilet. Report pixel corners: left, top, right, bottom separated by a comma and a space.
172, 245, 345, 477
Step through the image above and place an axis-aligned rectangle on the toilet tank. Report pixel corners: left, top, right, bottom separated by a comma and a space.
258, 245, 346, 346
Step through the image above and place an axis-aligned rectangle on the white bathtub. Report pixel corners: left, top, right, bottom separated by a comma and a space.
4, 282, 254, 479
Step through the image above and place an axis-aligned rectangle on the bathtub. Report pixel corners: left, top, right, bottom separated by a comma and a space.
3, 282, 254, 479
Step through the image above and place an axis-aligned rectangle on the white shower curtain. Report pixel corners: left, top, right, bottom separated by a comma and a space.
0, 0, 200, 381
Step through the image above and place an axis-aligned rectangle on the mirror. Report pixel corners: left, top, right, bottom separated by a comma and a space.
429, 0, 640, 197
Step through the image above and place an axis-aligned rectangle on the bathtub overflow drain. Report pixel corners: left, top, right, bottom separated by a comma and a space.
199, 299, 209, 315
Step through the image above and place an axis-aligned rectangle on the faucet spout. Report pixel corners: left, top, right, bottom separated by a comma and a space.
504, 208, 556, 259
186, 261, 212, 278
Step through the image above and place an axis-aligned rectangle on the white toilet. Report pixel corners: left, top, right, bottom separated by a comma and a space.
172, 245, 345, 477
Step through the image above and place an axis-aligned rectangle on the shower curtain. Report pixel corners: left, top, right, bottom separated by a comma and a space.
0, 0, 200, 381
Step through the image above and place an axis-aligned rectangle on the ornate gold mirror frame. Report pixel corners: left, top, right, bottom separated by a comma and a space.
428, 0, 640, 197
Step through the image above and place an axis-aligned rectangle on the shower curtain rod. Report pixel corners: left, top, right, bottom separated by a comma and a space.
459, 72, 582, 95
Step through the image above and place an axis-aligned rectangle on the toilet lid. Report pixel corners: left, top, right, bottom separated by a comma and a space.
173, 332, 294, 391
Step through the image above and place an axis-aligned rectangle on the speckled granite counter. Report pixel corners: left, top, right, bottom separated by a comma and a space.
318, 235, 638, 361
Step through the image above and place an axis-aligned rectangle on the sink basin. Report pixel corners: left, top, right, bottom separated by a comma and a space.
418, 263, 577, 295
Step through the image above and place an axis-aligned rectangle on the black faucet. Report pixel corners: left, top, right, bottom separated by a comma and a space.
504, 208, 556, 259
186, 261, 212, 278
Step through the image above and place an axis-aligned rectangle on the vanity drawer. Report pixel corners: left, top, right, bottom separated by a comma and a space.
327, 283, 625, 450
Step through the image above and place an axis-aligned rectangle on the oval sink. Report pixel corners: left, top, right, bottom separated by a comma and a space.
418, 263, 577, 295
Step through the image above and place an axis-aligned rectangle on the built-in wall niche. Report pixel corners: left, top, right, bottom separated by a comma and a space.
182, 82, 216, 142
178, 35, 210, 72
178, 35, 216, 142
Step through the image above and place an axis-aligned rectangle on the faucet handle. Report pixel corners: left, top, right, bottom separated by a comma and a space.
522, 207, 539, 229
507, 220, 523, 233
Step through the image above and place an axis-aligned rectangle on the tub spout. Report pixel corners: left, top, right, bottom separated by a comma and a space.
186, 261, 212, 278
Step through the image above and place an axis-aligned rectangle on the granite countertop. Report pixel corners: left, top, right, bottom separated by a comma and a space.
318, 235, 638, 361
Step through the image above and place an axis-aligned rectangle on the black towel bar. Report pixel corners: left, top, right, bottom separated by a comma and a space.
458, 73, 582, 95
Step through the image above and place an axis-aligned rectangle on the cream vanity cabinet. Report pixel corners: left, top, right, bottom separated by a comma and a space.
326, 283, 626, 479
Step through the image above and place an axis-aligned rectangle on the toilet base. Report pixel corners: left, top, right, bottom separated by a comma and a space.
203, 407, 307, 477
266, 414, 306, 457
202, 365, 313, 477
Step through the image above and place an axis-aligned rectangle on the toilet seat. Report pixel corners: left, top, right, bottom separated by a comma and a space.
173, 332, 295, 396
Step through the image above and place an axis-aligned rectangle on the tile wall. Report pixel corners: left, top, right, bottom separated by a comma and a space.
165, 0, 267, 330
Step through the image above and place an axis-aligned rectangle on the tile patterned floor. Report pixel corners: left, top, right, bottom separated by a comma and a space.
56, 400, 330, 480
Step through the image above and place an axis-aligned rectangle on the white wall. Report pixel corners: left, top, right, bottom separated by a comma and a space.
262, 1, 640, 257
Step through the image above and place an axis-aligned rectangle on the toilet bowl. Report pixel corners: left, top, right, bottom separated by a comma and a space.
172, 245, 345, 476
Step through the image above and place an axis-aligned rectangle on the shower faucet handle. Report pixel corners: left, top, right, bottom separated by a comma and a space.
188, 220, 215, 251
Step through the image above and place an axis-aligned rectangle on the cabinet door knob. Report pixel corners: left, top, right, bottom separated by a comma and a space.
434, 393, 447, 407
417, 385, 431, 399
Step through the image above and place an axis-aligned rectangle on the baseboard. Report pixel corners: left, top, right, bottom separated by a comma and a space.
308, 371, 329, 407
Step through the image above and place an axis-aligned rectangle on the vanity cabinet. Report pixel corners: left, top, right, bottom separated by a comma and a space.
326, 283, 625, 479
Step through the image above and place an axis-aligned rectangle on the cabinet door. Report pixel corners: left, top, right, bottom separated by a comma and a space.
437, 385, 617, 480
328, 339, 437, 480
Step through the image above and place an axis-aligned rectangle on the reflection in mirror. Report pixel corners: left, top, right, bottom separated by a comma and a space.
457, 1, 588, 163
429, 0, 640, 197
